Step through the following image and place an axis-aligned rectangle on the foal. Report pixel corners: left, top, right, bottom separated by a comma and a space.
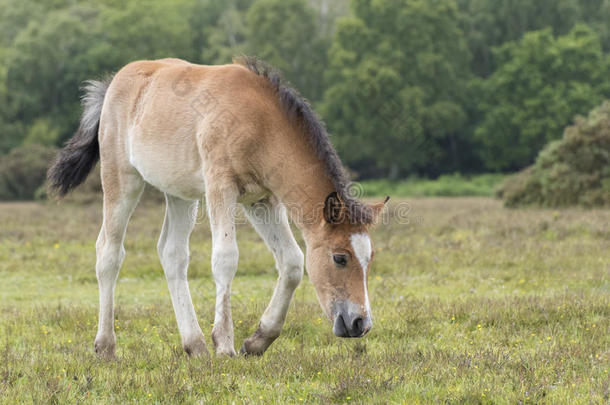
48, 57, 388, 358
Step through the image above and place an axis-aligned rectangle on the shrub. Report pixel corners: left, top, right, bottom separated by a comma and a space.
0, 145, 162, 204
0, 144, 57, 200
499, 101, 610, 207
22, 118, 61, 147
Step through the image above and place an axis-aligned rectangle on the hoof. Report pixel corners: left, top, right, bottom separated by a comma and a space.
240, 328, 278, 356
211, 329, 236, 357
94, 336, 116, 360
239, 342, 263, 357
215, 347, 237, 357
183, 336, 209, 357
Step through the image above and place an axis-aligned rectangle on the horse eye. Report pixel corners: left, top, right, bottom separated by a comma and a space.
333, 254, 347, 267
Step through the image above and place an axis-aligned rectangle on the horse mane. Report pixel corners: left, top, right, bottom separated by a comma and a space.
234, 56, 373, 225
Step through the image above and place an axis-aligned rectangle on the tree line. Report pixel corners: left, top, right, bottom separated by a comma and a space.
1, 0, 610, 180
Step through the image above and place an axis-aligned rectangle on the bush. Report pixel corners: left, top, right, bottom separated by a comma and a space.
22, 118, 61, 147
0, 145, 57, 200
499, 101, 610, 207
0, 145, 163, 204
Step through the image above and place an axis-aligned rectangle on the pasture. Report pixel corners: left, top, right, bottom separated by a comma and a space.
0, 196, 608, 403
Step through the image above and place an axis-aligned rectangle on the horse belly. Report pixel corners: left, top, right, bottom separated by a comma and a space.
128, 129, 206, 200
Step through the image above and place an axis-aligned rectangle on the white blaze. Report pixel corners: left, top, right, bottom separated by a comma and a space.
350, 233, 372, 316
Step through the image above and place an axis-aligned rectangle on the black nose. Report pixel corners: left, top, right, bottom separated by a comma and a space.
333, 314, 372, 338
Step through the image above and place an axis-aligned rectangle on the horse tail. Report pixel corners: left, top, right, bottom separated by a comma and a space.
48, 77, 112, 197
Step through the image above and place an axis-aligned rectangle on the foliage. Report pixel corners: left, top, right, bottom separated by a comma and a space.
97, 2, 193, 65
0, 199, 608, 402
474, 24, 610, 170
456, 0, 610, 76
0, 46, 24, 154
197, 0, 252, 64
499, 101, 610, 207
246, 0, 328, 101
361, 173, 505, 198
0, 144, 56, 200
322, 0, 473, 178
1, 0, 610, 198
22, 118, 61, 147
4, 3, 100, 145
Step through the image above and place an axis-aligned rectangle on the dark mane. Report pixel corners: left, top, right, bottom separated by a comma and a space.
234, 56, 373, 225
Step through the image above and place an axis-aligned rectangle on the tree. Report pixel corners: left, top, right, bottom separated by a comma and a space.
245, 0, 329, 102
322, 0, 473, 178
457, 0, 583, 77
4, 4, 100, 147
2, 0, 610, 187
198, 0, 251, 64
474, 25, 610, 170
0, 0, 44, 47
0, 52, 25, 154
92, 0, 196, 71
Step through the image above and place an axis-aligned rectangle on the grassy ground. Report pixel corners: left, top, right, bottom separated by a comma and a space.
360, 174, 506, 198
0, 196, 608, 403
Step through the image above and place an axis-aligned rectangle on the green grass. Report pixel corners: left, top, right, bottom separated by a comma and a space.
361, 173, 506, 198
0, 197, 608, 403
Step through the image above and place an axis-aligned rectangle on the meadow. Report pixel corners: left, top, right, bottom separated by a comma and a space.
360, 174, 506, 198
0, 195, 608, 403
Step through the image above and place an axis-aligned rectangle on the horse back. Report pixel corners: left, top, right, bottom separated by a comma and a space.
99, 59, 280, 200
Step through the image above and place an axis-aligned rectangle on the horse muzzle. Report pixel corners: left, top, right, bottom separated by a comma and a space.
332, 311, 372, 338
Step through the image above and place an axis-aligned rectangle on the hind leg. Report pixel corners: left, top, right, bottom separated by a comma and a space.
206, 180, 240, 356
94, 168, 144, 359
157, 194, 208, 356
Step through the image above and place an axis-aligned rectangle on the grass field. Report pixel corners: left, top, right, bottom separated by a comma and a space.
360, 174, 506, 198
0, 196, 608, 403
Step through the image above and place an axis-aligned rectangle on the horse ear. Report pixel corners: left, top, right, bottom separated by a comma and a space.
323, 192, 345, 224
369, 196, 390, 223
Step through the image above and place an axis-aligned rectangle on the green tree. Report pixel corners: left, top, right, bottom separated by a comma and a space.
322, 0, 473, 178
4, 4, 99, 147
457, 0, 610, 77
198, 0, 251, 64
307, 0, 350, 37
92, 0, 196, 71
582, 0, 610, 52
457, 0, 582, 77
245, 0, 329, 102
474, 25, 610, 170
0, 51, 25, 154
1, 0, 213, 149
0, 0, 44, 47
0, 0, 82, 153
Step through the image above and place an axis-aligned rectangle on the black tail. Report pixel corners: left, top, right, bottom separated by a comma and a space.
48, 78, 112, 197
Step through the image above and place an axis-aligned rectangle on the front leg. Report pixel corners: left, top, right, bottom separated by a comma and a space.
207, 182, 239, 356
240, 198, 304, 355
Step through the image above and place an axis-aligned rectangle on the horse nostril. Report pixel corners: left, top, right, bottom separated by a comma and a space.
334, 313, 371, 338
333, 314, 349, 337
350, 317, 364, 337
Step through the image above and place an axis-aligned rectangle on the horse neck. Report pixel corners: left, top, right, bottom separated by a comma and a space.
263, 127, 335, 236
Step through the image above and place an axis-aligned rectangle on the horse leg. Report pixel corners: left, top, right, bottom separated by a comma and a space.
206, 181, 239, 356
157, 194, 208, 356
240, 197, 304, 355
94, 169, 144, 359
